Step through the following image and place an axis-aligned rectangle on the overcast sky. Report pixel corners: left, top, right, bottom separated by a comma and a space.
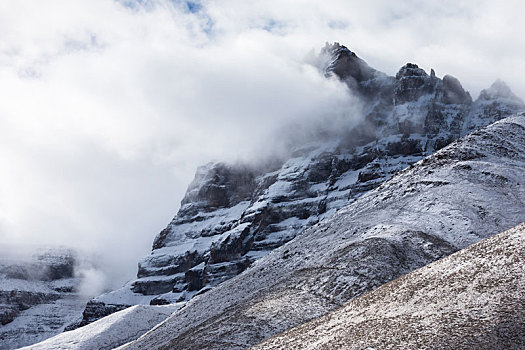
1, 0, 524, 292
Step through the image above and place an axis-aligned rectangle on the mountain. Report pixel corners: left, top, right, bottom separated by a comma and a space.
0, 248, 89, 350
77, 42, 525, 326
253, 222, 525, 350
118, 114, 525, 349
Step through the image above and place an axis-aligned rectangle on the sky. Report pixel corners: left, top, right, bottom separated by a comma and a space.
1, 0, 524, 293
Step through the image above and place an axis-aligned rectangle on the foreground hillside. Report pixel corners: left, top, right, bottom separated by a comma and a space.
119, 114, 525, 349
253, 222, 525, 350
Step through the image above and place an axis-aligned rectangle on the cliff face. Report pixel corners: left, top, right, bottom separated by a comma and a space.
80, 43, 525, 323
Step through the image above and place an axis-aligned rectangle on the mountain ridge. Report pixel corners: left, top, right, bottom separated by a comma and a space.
76, 42, 525, 327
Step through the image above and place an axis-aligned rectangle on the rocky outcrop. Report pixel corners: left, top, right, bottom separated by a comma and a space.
80, 43, 525, 325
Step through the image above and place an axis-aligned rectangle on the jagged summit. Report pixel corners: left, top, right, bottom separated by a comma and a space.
396, 62, 428, 79
480, 79, 523, 101
74, 42, 525, 329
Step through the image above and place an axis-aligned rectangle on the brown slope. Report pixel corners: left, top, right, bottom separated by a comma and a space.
253, 223, 525, 350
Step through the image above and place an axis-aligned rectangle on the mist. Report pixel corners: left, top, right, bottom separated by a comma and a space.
1, 0, 525, 293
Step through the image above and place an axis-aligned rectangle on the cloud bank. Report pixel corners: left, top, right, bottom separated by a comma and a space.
0, 0, 524, 291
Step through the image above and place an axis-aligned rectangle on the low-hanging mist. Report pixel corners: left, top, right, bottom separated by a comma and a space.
1, 0, 524, 292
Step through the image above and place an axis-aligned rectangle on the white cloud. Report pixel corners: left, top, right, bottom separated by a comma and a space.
0, 0, 524, 288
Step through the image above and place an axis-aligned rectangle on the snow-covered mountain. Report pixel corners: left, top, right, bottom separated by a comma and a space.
118, 113, 525, 349
77, 43, 525, 326
0, 248, 89, 350
253, 222, 525, 350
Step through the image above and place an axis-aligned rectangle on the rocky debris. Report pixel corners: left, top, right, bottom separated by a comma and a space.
253, 223, 525, 350
79, 43, 525, 326
119, 114, 525, 349
321, 42, 381, 94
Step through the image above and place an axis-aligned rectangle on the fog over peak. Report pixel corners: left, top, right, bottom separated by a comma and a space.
1, 0, 524, 290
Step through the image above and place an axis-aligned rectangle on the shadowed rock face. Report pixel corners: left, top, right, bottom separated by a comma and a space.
79, 43, 525, 326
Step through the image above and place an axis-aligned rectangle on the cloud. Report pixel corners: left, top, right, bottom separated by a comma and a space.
0, 0, 524, 289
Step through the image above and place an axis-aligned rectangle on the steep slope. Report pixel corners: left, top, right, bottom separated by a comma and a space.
20, 305, 178, 350
80, 43, 524, 324
253, 223, 525, 350
0, 248, 88, 350
121, 114, 525, 349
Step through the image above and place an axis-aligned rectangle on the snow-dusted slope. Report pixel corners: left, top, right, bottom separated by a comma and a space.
253, 222, 525, 350
79, 43, 524, 326
120, 114, 525, 349
20, 304, 178, 350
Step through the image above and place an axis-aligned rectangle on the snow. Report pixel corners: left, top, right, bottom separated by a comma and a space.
19, 304, 179, 350
11, 48, 525, 349
0, 294, 87, 350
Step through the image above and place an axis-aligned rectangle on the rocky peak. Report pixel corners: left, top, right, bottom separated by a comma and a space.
465, 80, 525, 132
479, 79, 523, 102
153, 162, 258, 250
321, 42, 378, 88
1, 248, 76, 282
394, 63, 436, 104
395, 63, 428, 79
441, 75, 472, 105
